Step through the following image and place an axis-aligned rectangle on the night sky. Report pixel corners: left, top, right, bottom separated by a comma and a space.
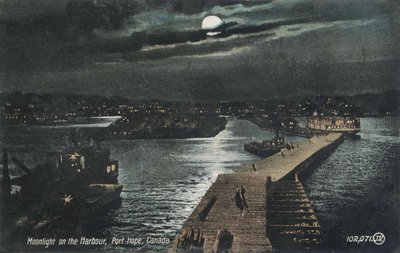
0, 0, 399, 101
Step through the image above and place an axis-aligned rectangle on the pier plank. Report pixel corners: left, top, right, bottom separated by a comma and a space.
169, 133, 343, 253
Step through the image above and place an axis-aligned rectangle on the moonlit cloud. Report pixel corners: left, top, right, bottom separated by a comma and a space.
0, 0, 398, 101
172, 46, 253, 59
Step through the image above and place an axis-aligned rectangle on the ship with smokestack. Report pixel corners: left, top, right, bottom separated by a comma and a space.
244, 117, 296, 158
1, 142, 123, 236
307, 112, 361, 134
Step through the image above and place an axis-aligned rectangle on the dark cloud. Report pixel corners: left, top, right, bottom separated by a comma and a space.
0, 0, 399, 101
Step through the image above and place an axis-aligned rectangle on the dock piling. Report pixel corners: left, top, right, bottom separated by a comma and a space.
2, 148, 11, 198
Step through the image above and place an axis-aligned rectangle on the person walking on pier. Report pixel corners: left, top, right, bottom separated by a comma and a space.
235, 185, 248, 216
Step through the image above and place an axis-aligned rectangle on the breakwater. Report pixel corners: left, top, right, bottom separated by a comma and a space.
170, 133, 343, 252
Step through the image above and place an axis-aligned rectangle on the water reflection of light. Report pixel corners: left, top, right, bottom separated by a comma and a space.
102, 117, 304, 251
302, 118, 399, 249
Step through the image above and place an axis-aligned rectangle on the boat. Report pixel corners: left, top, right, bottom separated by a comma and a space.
244, 136, 291, 158
1, 145, 123, 233
307, 116, 360, 134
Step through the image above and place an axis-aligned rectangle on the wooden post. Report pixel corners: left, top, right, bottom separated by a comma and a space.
294, 172, 299, 182
266, 176, 272, 190
213, 229, 222, 253
2, 148, 11, 197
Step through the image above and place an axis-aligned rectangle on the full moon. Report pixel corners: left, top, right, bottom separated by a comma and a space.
201, 15, 224, 30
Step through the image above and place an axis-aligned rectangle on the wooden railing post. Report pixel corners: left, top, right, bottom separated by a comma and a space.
2, 148, 11, 198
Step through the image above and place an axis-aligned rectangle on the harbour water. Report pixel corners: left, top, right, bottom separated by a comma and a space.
303, 117, 399, 252
99, 117, 305, 252
1, 117, 399, 252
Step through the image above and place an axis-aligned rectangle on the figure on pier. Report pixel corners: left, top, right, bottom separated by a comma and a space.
235, 185, 248, 216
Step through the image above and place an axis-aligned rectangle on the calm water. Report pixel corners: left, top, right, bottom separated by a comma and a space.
302, 117, 400, 252
1, 117, 399, 252
100, 117, 305, 252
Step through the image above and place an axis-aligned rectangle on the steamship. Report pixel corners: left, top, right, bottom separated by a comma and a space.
307, 116, 361, 134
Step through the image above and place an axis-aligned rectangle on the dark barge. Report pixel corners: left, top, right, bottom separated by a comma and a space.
1, 146, 122, 236
244, 136, 289, 158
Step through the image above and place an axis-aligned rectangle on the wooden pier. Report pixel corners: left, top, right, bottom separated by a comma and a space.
169, 133, 343, 253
